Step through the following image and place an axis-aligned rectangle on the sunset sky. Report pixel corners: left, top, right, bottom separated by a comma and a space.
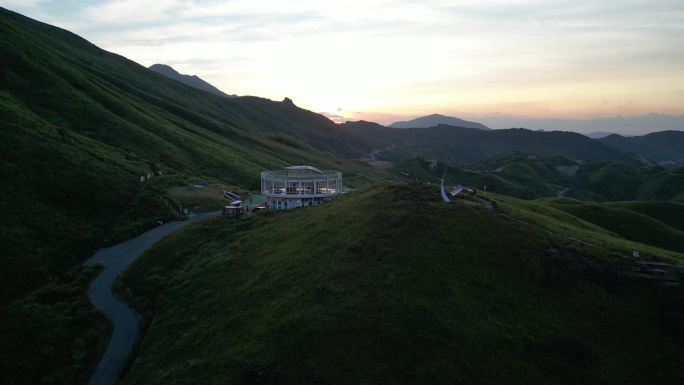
3, 0, 684, 126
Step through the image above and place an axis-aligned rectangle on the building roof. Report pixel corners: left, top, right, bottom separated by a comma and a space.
261, 166, 341, 180
285, 165, 323, 173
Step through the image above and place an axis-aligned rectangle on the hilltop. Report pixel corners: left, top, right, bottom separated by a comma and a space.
118, 183, 684, 385
584, 131, 617, 139
389, 113, 490, 129
149, 64, 237, 98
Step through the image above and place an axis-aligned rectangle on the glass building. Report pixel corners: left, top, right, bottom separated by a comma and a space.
260, 166, 342, 209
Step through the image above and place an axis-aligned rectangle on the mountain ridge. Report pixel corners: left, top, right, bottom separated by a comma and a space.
389, 113, 490, 130
599, 130, 684, 167
149, 63, 237, 98
345, 122, 637, 165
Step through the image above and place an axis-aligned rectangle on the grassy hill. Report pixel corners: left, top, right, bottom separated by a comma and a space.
118, 182, 684, 385
572, 162, 645, 201
393, 156, 684, 202
543, 200, 684, 253
574, 162, 684, 201
393, 157, 566, 199
600, 131, 684, 167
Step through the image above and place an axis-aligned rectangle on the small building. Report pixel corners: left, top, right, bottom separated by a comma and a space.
223, 203, 244, 217
260, 165, 342, 209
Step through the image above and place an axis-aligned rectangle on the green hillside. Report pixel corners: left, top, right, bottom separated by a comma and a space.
394, 156, 684, 202
636, 167, 684, 201
605, 201, 684, 231
393, 156, 573, 199
0, 8, 383, 384
573, 163, 684, 202
118, 183, 684, 385
547, 201, 684, 253
0, 7, 385, 304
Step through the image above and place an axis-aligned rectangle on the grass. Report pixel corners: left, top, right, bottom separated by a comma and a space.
118, 183, 684, 385
0, 266, 110, 385
544, 201, 684, 253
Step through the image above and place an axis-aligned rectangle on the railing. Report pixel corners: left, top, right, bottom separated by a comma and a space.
159, 194, 188, 218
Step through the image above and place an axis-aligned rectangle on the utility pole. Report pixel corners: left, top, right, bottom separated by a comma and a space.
483, 185, 487, 197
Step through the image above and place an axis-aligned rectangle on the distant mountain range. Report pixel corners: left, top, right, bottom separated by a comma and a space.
389, 113, 490, 130
346, 117, 684, 167
344, 121, 636, 165
477, 114, 684, 135
149, 64, 237, 98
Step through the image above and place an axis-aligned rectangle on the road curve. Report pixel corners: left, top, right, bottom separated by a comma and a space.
84, 211, 219, 385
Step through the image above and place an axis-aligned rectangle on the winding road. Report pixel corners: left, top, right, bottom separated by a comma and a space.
84, 211, 219, 385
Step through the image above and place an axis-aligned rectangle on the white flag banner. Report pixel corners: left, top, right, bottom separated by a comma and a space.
440, 178, 451, 203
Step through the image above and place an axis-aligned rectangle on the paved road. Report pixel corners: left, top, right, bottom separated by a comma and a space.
84, 211, 219, 385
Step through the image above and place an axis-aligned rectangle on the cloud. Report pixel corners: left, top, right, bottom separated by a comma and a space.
0, 0, 46, 7
319, 112, 345, 124
83, 0, 184, 24
9, 0, 684, 122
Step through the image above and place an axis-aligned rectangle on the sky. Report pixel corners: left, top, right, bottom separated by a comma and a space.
2, 0, 684, 130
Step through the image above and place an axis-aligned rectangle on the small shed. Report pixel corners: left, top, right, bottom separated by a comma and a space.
223, 205, 244, 218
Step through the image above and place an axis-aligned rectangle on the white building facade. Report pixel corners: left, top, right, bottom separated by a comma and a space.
260, 166, 342, 209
